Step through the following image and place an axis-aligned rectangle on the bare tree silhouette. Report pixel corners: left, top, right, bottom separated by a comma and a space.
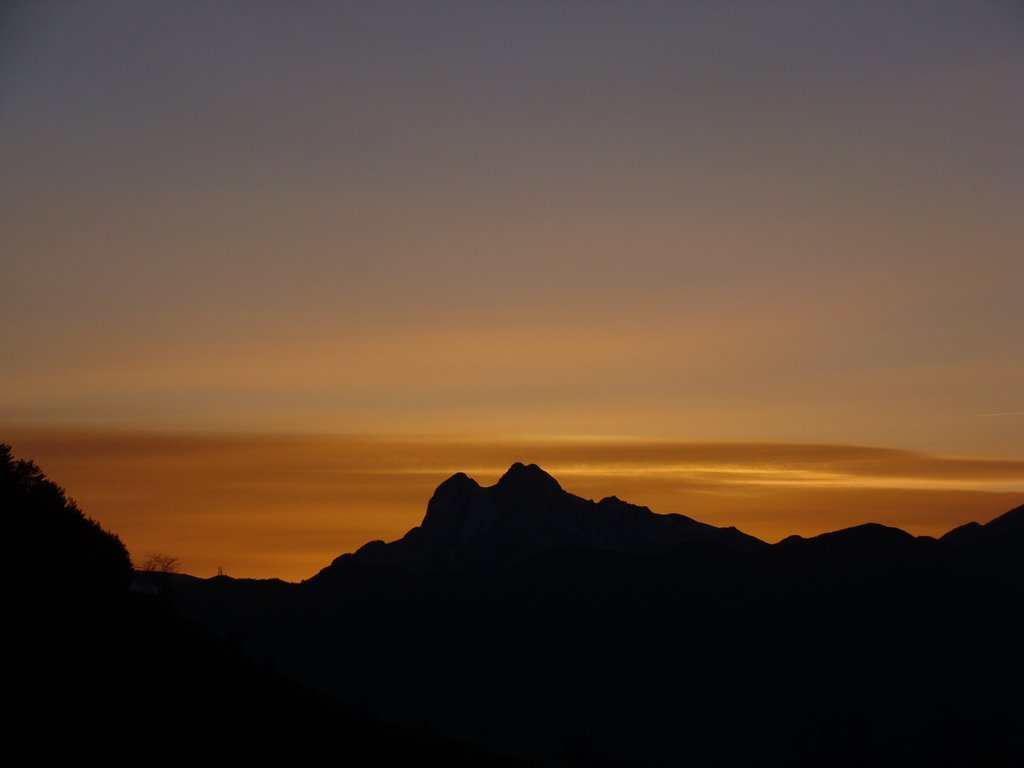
139, 552, 180, 573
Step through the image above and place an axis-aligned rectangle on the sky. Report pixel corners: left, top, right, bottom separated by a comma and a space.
2, 2, 1022, 578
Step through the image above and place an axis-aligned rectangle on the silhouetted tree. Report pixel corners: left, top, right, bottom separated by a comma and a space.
139, 552, 180, 573
1, 442, 133, 596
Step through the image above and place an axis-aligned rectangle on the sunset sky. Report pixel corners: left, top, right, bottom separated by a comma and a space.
2, 2, 1022, 579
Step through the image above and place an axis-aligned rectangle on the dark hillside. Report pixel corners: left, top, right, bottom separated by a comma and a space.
3, 444, 514, 765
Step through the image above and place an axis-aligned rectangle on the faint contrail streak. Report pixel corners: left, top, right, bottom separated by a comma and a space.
979, 412, 1024, 417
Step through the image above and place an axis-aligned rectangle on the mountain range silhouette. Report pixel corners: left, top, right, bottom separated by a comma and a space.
7, 442, 1022, 765
333, 462, 764, 574
169, 463, 1024, 766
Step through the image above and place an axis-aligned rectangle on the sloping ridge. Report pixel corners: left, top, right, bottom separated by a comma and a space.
318, 462, 766, 576
940, 502, 1024, 554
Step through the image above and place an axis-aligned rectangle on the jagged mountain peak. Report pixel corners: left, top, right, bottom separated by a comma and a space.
432, 470, 481, 496
420, 470, 492, 538
325, 463, 766, 574
494, 462, 563, 496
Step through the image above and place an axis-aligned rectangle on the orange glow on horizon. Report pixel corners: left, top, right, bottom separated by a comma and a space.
5, 428, 1022, 582
3, 4, 1021, 584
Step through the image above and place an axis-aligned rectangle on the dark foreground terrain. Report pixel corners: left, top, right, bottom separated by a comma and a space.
8, 445, 1023, 765
4, 444, 511, 765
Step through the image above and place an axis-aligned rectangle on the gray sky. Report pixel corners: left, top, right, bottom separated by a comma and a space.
2, 1, 1022, 455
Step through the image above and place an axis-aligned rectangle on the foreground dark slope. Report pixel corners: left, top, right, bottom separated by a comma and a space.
4, 444, 514, 765
175, 464, 1024, 766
